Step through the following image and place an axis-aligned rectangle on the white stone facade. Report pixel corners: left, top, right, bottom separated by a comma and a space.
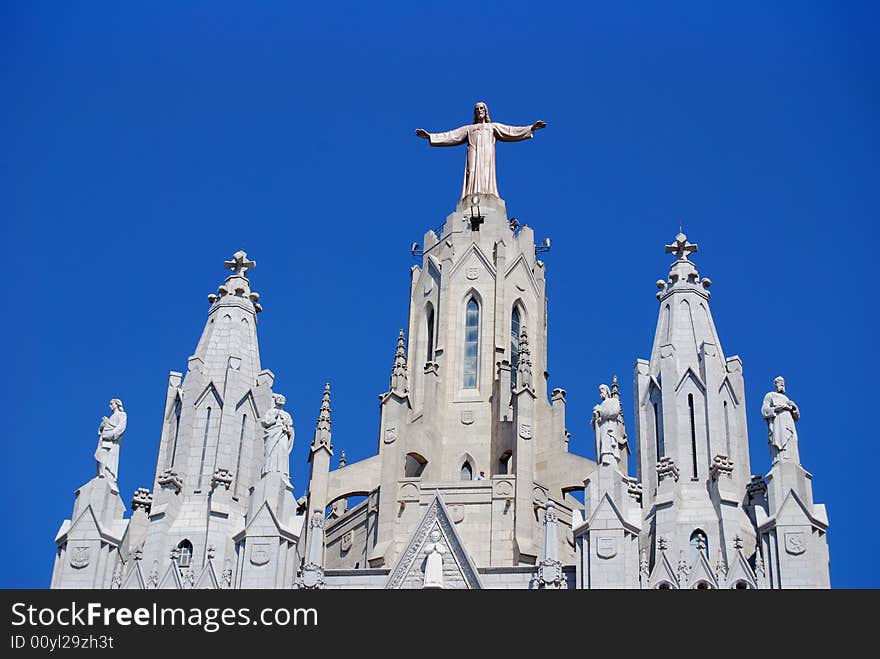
51, 195, 830, 590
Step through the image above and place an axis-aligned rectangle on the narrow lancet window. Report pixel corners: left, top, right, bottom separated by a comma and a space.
723, 400, 731, 456
177, 540, 193, 568
460, 461, 473, 481
688, 394, 698, 479
234, 414, 248, 497
426, 305, 435, 363
197, 406, 212, 490
653, 401, 664, 459
510, 307, 521, 389
463, 298, 479, 388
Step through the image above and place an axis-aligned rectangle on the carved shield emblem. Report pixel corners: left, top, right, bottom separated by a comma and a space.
449, 504, 465, 524
466, 267, 479, 280
70, 545, 90, 569
384, 426, 398, 444
519, 424, 532, 440
597, 537, 617, 559
399, 482, 419, 502
460, 411, 474, 425
250, 543, 271, 566
784, 532, 806, 556
341, 532, 353, 553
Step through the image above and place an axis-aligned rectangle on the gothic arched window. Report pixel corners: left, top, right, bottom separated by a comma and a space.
463, 298, 480, 388
689, 529, 709, 562
460, 461, 473, 481
426, 304, 435, 364
177, 540, 193, 568
510, 306, 521, 389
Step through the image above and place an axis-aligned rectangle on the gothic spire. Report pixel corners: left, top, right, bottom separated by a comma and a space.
389, 329, 409, 396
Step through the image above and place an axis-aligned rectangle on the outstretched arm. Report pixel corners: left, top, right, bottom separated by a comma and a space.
415, 125, 469, 146
494, 120, 546, 142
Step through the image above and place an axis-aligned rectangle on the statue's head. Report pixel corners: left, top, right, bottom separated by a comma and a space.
598, 384, 610, 400
473, 102, 490, 124
774, 376, 785, 393
429, 529, 442, 543
274, 393, 286, 408
109, 398, 123, 411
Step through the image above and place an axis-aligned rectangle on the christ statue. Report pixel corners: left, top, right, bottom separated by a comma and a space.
415, 102, 546, 200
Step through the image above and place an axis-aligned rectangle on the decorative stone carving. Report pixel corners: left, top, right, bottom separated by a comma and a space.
519, 423, 532, 439
657, 456, 680, 482
221, 560, 232, 588
384, 426, 398, 443
449, 504, 465, 524
784, 532, 806, 556
494, 479, 514, 498
460, 411, 474, 425
95, 399, 126, 483
341, 532, 353, 553
762, 376, 801, 465
625, 477, 643, 504
532, 486, 548, 506
709, 455, 734, 481
423, 529, 447, 589
592, 384, 621, 466
131, 487, 153, 513
747, 474, 767, 500
399, 482, 419, 502
260, 393, 294, 481
70, 545, 90, 569
415, 102, 546, 199
296, 563, 326, 590
597, 537, 617, 559
147, 560, 159, 588
466, 267, 479, 280
250, 543, 271, 566
157, 468, 183, 494
211, 468, 234, 491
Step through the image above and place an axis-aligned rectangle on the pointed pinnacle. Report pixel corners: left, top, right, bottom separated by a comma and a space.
317, 383, 332, 432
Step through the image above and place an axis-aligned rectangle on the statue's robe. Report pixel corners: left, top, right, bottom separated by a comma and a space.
592, 397, 622, 466
95, 410, 126, 480
427, 121, 535, 198
761, 391, 800, 464
261, 408, 294, 478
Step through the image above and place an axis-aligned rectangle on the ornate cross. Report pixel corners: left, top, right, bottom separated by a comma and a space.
665, 232, 698, 261
224, 250, 256, 277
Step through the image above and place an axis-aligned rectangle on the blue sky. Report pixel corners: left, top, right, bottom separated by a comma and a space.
2, 1, 876, 588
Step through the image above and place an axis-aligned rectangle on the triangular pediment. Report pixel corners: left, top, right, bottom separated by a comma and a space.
718, 376, 740, 405
585, 493, 638, 533
725, 549, 758, 589
449, 243, 496, 281
647, 550, 679, 589
504, 253, 540, 297
120, 562, 144, 590
195, 562, 219, 589
194, 382, 223, 409
687, 550, 719, 589
384, 492, 483, 589
675, 366, 706, 394
767, 489, 827, 530
157, 563, 182, 589
235, 390, 259, 417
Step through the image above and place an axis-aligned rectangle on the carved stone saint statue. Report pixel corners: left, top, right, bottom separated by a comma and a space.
423, 529, 447, 589
762, 376, 800, 465
260, 393, 294, 482
95, 398, 126, 482
415, 102, 546, 200
591, 385, 621, 466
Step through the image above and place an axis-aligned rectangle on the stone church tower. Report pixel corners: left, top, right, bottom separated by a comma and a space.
51, 105, 831, 589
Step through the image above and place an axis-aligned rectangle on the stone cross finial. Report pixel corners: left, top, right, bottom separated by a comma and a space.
665, 232, 698, 261
696, 535, 707, 552
339, 450, 347, 468
224, 250, 256, 277
207, 544, 216, 560
734, 536, 744, 551
658, 536, 668, 552
640, 549, 650, 577
611, 374, 620, 398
